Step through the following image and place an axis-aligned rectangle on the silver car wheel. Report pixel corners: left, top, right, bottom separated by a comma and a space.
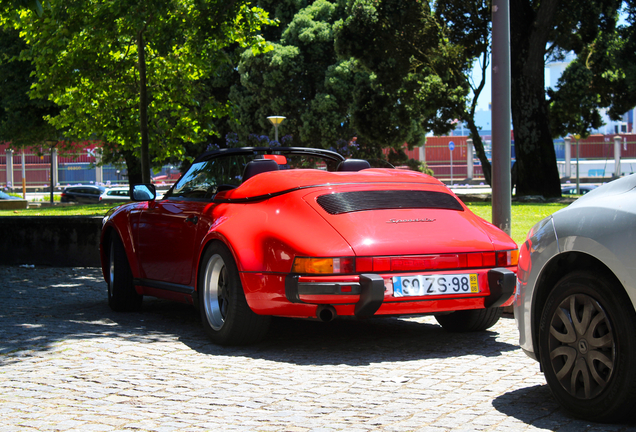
202, 253, 229, 331
547, 293, 615, 399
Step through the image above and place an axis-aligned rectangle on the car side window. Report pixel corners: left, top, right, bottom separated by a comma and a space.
167, 155, 248, 200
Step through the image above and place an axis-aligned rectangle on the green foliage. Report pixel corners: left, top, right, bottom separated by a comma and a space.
0, 27, 59, 146
549, 12, 636, 138
335, 0, 491, 180
507, 0, 629, 198
231, 1, 363, 149
10, 0, 272, 181
335, 0, 472, 136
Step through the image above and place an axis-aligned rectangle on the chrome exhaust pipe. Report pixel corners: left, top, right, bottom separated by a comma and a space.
316, 305, 337, 322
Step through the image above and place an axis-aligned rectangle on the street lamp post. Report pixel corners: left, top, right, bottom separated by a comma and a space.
267, 116, 286, 143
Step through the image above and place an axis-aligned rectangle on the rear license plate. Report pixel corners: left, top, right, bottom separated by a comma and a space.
392, 274, 479, 297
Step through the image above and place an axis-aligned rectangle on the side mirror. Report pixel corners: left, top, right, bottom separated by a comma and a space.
130, 184, 157, 202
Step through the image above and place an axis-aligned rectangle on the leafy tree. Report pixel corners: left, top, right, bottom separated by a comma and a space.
0, 27, 59, 147
549, 1, 636, 139
509, 0, 625, 197
335, 0, 496, 180
231, 1, 359, 146
335, 0, 469, 139
229, 0, 428, 170
433, 0, 492, 184
11, 0, 271, 183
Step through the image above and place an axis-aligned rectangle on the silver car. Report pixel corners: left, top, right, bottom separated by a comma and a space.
514, 174, 636, 422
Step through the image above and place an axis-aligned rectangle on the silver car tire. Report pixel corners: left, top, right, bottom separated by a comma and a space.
198, 243, 271, 345
539, 271, 636, 422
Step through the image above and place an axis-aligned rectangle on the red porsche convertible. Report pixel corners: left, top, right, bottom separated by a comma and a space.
100, 147, 518, 345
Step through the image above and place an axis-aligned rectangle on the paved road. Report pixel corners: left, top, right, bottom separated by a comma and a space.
1, 266, 633, 432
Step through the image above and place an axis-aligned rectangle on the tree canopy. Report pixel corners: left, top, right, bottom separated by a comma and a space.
2, 0, 635, 192
509, 0, 633, 197
8, 0, 272, 183
336, 0, 493, 182
0, 27, 59, 147
549, 1, 636, 139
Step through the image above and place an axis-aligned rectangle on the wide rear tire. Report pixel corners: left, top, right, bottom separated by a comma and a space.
198, 243, 270, 345
435, 307, 502, 332
539, 271, 636, 422
108, 233, 142, 312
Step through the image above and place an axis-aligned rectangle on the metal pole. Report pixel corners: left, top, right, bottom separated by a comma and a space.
564, 137, 571, 178
467, 138, 474, 180
576, 139, 580, 194
52, 148, 58, 190
614, 135, 622, 178
450, 147, 453, 185
491, 0, 512, 235
21, 150, 26, 199
274, 125, 279, 143
5, 149, 14, 190
50, 147, 54, 204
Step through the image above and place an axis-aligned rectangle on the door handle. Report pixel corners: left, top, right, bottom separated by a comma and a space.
185, 215, 198, 225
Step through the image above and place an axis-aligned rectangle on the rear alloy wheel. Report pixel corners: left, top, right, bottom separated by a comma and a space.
108, 234, 142, 312
435, 307, 502, 332
198, 243, 270, 345
539, 271, 636, 422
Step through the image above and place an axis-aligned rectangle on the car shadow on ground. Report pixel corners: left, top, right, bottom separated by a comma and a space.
492, 384, 636, 429
1, 266, 517, 367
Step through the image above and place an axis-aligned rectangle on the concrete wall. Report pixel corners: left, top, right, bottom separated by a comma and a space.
0, 216, 102, 267
0, 199, 28, 210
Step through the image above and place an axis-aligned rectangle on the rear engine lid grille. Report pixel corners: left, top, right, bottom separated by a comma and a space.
316, 190, 463, 215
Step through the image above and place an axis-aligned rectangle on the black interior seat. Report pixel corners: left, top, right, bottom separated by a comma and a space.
242, 159, 279, 182
337, 159, 371, 172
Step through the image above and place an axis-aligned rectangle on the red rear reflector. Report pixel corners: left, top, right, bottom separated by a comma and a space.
482, 252, 496, 267
466, 253, 482, 267
356, 257, 373, 272
356, 251, 514, 273
373, 257, 391, 272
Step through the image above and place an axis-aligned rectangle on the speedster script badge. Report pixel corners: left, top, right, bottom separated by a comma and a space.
386, 218, 436, 224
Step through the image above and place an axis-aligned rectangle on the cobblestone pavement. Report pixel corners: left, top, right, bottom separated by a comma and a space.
1, 266, 634, 432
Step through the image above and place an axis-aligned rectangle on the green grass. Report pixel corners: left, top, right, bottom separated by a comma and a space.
467, 202, 569, 245
0, 203, 118, 217
2, 200, 570, 246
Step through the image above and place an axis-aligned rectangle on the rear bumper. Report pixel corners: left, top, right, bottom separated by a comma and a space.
283, 267, 516, 318
286, 273, 386, 317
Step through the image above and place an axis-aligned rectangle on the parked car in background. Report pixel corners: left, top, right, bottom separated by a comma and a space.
515, 174, 636, 422
100, 146, 518, 346
99, 187, 131, 203
0, 191, 19, 200
560, 184, 598, 195
60, 185, 106, 203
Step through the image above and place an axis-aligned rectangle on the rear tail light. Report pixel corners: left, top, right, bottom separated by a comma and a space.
496, 249, 519, 266
292, 257, 355, 274
356, 250, 518, 273
291, 250, 518, 275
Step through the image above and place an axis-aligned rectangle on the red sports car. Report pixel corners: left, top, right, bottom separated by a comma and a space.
100, 147, 518, 345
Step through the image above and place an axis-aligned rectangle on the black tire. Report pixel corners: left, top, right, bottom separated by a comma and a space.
107, 233, 142, 312
198, 243, 270, 345
539, 271, 636, 422
435, 307, 502, 332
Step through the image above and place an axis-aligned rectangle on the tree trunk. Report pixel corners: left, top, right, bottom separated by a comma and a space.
466, 118, 491, 185
509, 0, 562, 198
137, 30, 150, 184
123, 149, 143, 185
